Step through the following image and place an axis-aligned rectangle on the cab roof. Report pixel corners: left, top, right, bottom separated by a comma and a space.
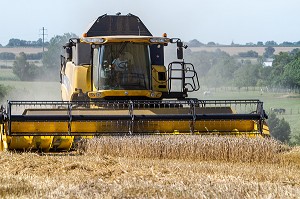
84, 13, 152, 37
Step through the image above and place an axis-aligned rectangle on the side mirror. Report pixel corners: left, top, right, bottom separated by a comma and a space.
66, 47, 72, 60
177, 41, 183, 59
63, 42, 72, 61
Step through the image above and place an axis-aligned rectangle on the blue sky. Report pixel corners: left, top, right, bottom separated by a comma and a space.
0, 0, 299, 45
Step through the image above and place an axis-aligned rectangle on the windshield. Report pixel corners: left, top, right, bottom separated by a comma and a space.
93, 42, 151, 90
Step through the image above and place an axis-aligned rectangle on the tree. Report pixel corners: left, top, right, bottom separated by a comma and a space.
267, 113, 291, 143
203, 50, 239, 87
7, 38, 21, 47
0, 52, 15, 60
257, 41, 264, 46
263, 46, 275, 58
282, 58, 300, 87
207, 41, 216, 46
294, 41, 300, 46
233, 63, 259, 89
245, 42, 255, 46
257, 65, 273, 86
280, 41, 294, 46
6, 38, 48, 47
185, 50, 223, 78
238, 50, 258, 58
188, 39, 204, 47
26, 53, 43, 60
290, 48, 300, 56
0, 84, 8, 100
42, 33, 77, 81
291, 133, 300, 146
13, 52, 40, 81
269, 51, 300, 87
265, 41, 278, 46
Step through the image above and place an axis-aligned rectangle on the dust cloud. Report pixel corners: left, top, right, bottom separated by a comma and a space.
1, 81, 61, 104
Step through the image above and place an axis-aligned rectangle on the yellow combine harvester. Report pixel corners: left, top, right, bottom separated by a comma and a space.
0, 13, 269, 152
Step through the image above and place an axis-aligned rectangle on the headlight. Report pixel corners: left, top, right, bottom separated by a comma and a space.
150, 37, 169, 43
82, 37, 104, 44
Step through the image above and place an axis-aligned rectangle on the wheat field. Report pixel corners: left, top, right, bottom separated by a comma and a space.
0, 136, 300, 198
0, 47, 44, 54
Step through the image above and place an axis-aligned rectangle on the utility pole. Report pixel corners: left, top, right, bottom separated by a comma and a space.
42, 27, 45, 53
39, 27, 48, 53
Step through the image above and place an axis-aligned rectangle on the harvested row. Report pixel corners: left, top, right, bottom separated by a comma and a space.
78, 136, 288, 163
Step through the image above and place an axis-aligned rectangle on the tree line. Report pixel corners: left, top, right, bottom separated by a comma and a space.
0, 52, 43, 60
0, 38, 50, 47
188, 39, 300, 47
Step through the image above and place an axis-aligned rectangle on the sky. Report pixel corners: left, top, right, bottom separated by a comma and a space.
0, 0, 300, 46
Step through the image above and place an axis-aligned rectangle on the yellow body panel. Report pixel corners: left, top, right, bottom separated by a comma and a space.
1, 122, 80, 151
6, 107, 270, 136
152, 65, 168, 92
7, 120, 269, 137
3, 135, 78, 151
52, 136, 74, 150
62, 62, 91, 101
6, 136, 33, 150
32, 136, 54, 151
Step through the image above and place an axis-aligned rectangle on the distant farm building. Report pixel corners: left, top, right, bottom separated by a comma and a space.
263, 58, 274, 67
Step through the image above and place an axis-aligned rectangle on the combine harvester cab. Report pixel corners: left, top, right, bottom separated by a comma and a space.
0, 13, 270, 152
